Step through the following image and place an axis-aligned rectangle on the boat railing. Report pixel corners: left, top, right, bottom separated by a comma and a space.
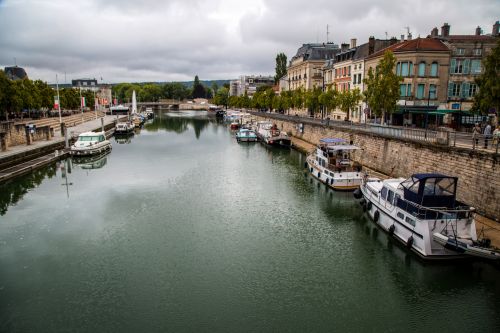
395, 197, 473, 220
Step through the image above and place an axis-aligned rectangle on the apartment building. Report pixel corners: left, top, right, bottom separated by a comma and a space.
229, 75, 275, 97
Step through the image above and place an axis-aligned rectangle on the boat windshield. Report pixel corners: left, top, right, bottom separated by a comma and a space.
79, 136, 102, 142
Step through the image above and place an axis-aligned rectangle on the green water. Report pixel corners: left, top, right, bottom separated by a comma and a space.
1, 111, 499, 332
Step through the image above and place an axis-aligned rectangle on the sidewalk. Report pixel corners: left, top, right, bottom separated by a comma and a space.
0, 115, 124, 162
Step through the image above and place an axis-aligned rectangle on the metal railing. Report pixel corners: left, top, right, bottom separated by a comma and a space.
246, 110, 499, 154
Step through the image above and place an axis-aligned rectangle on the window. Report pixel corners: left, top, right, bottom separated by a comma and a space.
396, 61, 413, 77
469, 83, 478, 97
430, 62, 438, 77
429, 84, 437, 99
358, 74, 362, 84
450, 59, 470, 74
405, 216, 416, 227
397, 212, 405, 220
416, 84, 425, 99
448, 82, 461, 97
387, 190, 394, 204
472, 48, 482, 56
418, 62, 426, 77
400, 84, 412, 97
381, 187, 388, 200
455, 48, 465, 55
470, 60, 482, 74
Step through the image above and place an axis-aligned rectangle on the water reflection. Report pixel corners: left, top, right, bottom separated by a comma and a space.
144, 111, 212, 139
0, 164, 57, 216
114, 133, 134, 144
72, 151, 110, 170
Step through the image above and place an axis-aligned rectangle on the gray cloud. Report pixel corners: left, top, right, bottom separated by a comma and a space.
0, 0, 498, 83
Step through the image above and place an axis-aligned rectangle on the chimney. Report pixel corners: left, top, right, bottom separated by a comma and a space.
341, 43, 350, 52
408, 32, 412, 40
493, 21, 500, 36
431, 27, 438, 37
475, 26, 482, 36
401, 34, 405, 42
441, 23, 450, 37
368, 36, 375, 55
390, 37, 398, 45
350, 38, 357, 48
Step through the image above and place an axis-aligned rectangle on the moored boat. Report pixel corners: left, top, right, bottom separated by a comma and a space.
355, 173, 499, 260
236, 128, 258, 142
306, 138, 363, 191
255, 121, 291, 147
70, 131, 112, 156
115, 121, 135, 134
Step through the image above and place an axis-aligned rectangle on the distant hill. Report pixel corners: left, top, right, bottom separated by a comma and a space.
108, 80, 231, 87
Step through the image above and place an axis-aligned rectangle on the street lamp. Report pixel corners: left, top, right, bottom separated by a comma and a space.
56, 74, 62, 123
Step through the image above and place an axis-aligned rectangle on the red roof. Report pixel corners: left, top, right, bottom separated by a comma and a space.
367, 38, 449, 59
446, 35, 497, 41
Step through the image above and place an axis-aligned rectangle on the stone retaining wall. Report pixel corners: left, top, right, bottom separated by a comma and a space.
257, 115, 500, 219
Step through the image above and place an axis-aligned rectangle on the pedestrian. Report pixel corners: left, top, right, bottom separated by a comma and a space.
483, 123, 492, 148
472, 123, 481, 147
493, 126, 500, 146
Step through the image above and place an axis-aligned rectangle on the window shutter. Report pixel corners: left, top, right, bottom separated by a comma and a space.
448, 82, 454, 97
463, 59, 470, 74
450, 59, 456, 74
462, 82, 470, 98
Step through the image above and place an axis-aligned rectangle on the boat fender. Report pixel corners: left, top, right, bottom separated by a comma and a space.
310, 167, 313, 173
318, 172, 321, 179
353, 188, 361, 199
304, 162, 307, 168
362, 203, 367, 212
374, 210, 380, 222
366, 201, 372, 211
359, 198, 365, 206
388, 224, 395, 235
330, 178, 334, 185
406, 236, 414, 249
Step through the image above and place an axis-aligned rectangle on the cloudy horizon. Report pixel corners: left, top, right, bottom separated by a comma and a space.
0, 0, 498, 84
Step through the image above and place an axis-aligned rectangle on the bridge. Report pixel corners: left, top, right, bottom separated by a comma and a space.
125, 99, 182, 109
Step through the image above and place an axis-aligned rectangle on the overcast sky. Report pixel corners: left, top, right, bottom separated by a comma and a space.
0, 0, 498, 84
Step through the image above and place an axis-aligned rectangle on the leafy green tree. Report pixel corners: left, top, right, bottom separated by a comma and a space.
338, 89, 363, 121
319, 88, 339, 118
305, 86, 322, 116
213, 87, 229, 108
363, 50, 402, 124
291, 87, 305, 113
192, 75, 206, 99
472, 40, 500, 118
275, 52, 288, 84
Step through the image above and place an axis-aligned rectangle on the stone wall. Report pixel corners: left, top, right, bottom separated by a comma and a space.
0, 122, 54, 150
257, 115, 500, 219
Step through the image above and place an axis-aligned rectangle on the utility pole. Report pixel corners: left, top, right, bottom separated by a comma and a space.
326, 24, 330, 43
56, 74, 62, 123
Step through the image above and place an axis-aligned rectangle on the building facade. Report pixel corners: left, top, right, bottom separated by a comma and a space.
229, 75, 274, 97
72, 78, 99, 92
287, 43, 339, 91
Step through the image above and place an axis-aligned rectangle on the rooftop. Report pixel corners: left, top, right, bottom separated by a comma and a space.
367, 38, 449, 59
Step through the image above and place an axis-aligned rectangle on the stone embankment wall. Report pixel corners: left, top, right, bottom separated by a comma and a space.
0, 122, 54, 151
257, 115, 500, 219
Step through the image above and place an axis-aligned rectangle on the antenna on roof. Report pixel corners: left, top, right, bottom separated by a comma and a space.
327, 24, 330, 43
385, 32, 388, 40
404, 26, 411, 36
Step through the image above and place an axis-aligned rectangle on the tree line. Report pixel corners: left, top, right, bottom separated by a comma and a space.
112, 75, 219, 103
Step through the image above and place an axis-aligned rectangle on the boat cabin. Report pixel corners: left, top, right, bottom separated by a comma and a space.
400, 174, 458, 208
316, 138, 361, 172
75, 132, 106, 146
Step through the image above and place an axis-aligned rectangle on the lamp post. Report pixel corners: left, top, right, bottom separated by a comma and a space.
56, 74, 62, 123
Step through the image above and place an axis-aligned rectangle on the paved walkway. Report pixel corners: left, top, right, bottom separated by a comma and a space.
0, 115, 125, 160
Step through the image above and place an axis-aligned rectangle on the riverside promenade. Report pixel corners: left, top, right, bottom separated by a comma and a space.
0, 115, 125, 182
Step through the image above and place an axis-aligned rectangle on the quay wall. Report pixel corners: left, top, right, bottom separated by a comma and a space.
256, 115, 500, 220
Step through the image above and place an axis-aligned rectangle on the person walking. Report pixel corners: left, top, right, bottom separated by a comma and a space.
472, 123, 481, 147
483, 123, 492, 149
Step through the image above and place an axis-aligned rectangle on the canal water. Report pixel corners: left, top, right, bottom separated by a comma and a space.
1, 111, 499, 332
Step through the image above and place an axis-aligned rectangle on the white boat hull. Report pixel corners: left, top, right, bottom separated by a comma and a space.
306, 156, 362, 191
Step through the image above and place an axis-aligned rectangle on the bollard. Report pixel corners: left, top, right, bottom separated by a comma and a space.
101, 117, 104, 133
65, 129, 69, 149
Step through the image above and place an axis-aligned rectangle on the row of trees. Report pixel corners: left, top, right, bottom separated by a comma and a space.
0, 70, 106, 120
213, 84, 364, 119
112, 75, 221, 103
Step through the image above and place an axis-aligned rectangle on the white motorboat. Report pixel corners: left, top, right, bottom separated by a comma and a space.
115, 121, 134, 134
306, 138, 363, 191
354, 173, 499, 260
70, 131, 112, 156
255, 121, 291, 147
109, 105, 129, 114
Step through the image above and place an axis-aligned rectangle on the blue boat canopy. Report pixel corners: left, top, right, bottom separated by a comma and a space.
320, 138, 347, 144
401, 174, 458, 208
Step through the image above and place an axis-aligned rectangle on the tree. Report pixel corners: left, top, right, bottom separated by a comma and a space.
338, 88, 363, 121
192, 75, 206, 99
363, 50, 402, 124
275, 52, 287, 84
318, 88, 339, 118
213, 87, 229, 108
291, 87, 305, 113
472, 40, 500, 118
304, 86, 322, 116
